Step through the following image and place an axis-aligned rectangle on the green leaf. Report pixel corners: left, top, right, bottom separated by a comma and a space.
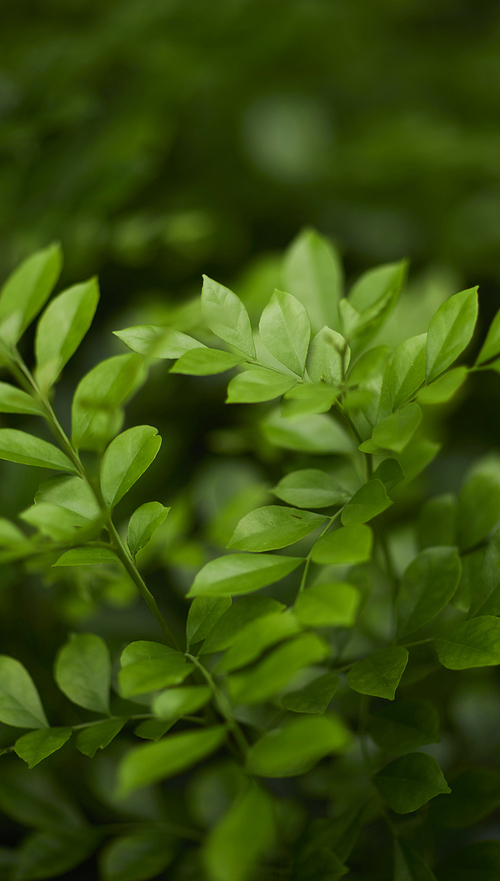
200, 596, 284, 654
386, 334, 427, 410
21, 503, 96, 541
226, 366, 297, 403
349, 262, 406, 313
100, 425, 161, 508
117, 726, 227, 796
349, 345, 392, 386
417, 366, 468, 405
476, 308, 500, 366
186, 596, 232, 647
0, 428, 76, 473
294, 583, 361, 628
114, 324, 205, 359
359, 403, 422, 454
342, 261, 407, 347
262, 410, 353, 454
0, 517, 25, 545
134, 719, 173, 742
393, 840, 437, 881
470, 526, 500, 616
307, 327, 350, 386
456, 454, 500, 551
0, 763, 84, 830
346, 647, 409, 700
71, 354, 146, 452
152, 686, 211, 720
311, 524, 373, 564
435, 616, 500, 669
281, 382, 339, 416
14, 728, 72, 768
279, 672, 339, 714
397, 547, 461, 636
201, 276, 255, 359
215, 611, 302, 673
375, 753, 450, 813
430, 768, 500, 829
119, 642, 193, 697
75, 718, 126, 758
0, 243, 62, 345
35, 278, 99, 391
36, 474, 101, 522
14, 829, 100, 881
367, 699, 440, 754
54, 633, 111, 713
272, 469, 349, 509
227, 633, 329, 704
0, 656, 48, 729
417, 494, 457, 550
187, 553, 303, 598
227, 505, 325, 552
171, 348, 245, 375
127, 502, 170, 557
436, 841, 500, 881
204, 782, 275, 881
99, 831, 175, 881
53, 547, 118, 566
341, 479, 392, 526
0, 381, 44, 415
397, 439, 441, 485
426, 287, 478, 382
283, 229, 343, 333
246, 714, 350, 777
259, 289, 310, 375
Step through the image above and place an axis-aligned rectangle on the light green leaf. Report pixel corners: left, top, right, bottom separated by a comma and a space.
0, 518, 25, 545
53, 547, 117, 566
100, 425, 161, 508
200, 596, 284, 654
262, 410, 354, 454
397, 547, 461, 636
0, 382, 44, 415
227, 633, 329, 704
227, 505, 325, 552
259, 289, 310, 375
426, 287, 478, 382
186, 596, 232, 647
36, 475, 101, 522
99, 830, 175, 881
417, 366, 468, 405
204, 783, 275, 881
342, 261, 407, 347
477, 308, 500, 367
116, 726, 227, 796
397, 439, 440, 485
359, 403, 422, 454
435, 841, 500, 881
201, 276, 255, 358
349, 345, 392, 386
226, 366, 296, 403
171, 348, 245, 375
283, 229, 343, 333
54, 633, 111, 713
435, 616, 500, 669
281, 382, 339, 416
272, 469, 349, 509
0, 656, 48, 729
187, 553, 303, 598
341, 479, 392, 526
456, 454, 500, 551
114, 324, 205, 359
349, 262, 406, 313
75, 718, 126, 758
35, 278, 99, 391
374, 753, 450, 814
119, 642, 193, 697
367, 699, 440, 755
152, 686, 211, 720
215, 611, 302, 673
246, 714, 350, 777
294, 582, 360, 628
346, 647, 408, 700
0, 243, 62, 345
306, 327, 350, 386
127, 502, 170, 557
393, 840, 437, 881
0, 429, 76, 473
311, 524, 373, 564
279, 672, 339, 714
21, 503, 97, 541
14, 728, 72, 768
386, 334, 427, 410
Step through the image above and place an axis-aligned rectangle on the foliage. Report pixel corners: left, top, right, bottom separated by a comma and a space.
1, 231, 500, 880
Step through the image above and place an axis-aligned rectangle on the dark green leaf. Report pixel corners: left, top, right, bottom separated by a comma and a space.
0, 429, 76, 473
367, 699, 440, 754
114, 324, 205, 359
187, 553, 303, 598
171, 348, 245, 375
397, 547, 461, 636
54, 633, 111, 713
426, 287, 478, 382
226, 367, 296, 403
470, 526, 500, 616
14, 829, 100, 881
127, 502, 170, 557
215, 611, 301, 673
0, 382, 44, 415
116, 726, 227, 796
341, 479, 392, 526
393, 840, 437, 881
417, 366, 468, 405
372, 458, 405, 491
435, 616, 500, 669
430, 768, 500, 828
0, 243, 62, 345
311, 524, 373, 564
133, 719, 173, 742
99, 830, 175, 881
246, 714, 350, 777
0, 656, 48, 729
346, 647, 409, 700
283, 229, 343, 333
200, 596, 284, 654
272, 469, 349, 509
477, 308, 500, 366
436, 841, 500, 881
14, 728, 72, 768
100, 425, 161, 508
204, 782, 275, 881
0, 763, 84, 829
306, 327, 350, 386
53, 547, 117, 566
228, 505, 325, 552
153, 686, 211, 719
456, 454, 500, 551
75, 718, 126, 758
417, 495, 457, 550
279, 672, 339, 714
294, 583, 360, 628
201, 276, 255, 358
375, 753, 450, 813
186, 596, 232, 647
262, 410, 354, 454
359, 403, 422, 455
259, 289, 310, 375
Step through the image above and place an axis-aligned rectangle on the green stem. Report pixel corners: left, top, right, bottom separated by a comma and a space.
186, 652, 249, 759
297, 508, 343, 595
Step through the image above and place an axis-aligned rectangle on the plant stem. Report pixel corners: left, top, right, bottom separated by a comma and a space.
296, 508, 343, 595
186, 652, 249, 759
